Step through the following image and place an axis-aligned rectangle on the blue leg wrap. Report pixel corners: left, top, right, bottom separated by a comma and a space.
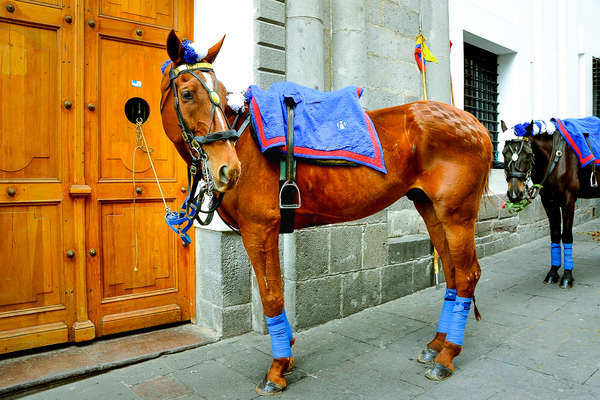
282, 309, 293, 343
445, 296, 472, 346
436, 288, 457, 334
551, 242, 561, 267
563, 243, 573, 270
265, 310, 292, 358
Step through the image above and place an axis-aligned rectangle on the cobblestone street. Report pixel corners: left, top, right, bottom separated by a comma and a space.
10, 219, 599, 399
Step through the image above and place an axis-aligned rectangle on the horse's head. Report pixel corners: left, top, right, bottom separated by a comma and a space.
160, 30, 241, 193
502, 136, 534, 202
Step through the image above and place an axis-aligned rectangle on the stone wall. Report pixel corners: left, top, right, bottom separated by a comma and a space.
196, 193, 600, 336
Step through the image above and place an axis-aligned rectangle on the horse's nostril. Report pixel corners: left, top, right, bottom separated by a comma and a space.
219, 165, 229, 183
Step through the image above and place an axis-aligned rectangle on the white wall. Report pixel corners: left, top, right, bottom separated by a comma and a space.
193, 0, 255, 231
450, 0, 600, 158
194, 0, 255, 93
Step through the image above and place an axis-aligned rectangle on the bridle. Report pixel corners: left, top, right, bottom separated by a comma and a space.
504, 139, 540, 203
504, 139, 531, 181
161, 61, 250, 244
504, 132, 565, 204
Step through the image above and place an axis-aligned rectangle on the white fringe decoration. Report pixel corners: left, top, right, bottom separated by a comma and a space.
227, 91, 246, 113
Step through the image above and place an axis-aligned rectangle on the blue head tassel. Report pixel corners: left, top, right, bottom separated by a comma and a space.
160, 60, 171, 74
181, 40, 200, 64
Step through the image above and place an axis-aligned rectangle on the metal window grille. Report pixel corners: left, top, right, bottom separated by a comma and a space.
463, 43, 501, 167
593, 57, 600, 117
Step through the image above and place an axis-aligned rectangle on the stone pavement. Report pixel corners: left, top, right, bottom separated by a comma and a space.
14, 219, 600, 400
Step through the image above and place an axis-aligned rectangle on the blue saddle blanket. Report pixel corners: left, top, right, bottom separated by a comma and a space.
512, 117, 600, 167
553, 117, 600, 166
245, 82, 386, 173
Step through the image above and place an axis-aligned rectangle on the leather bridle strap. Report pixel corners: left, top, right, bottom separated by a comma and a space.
539, 131, 565, 186
168, 62, 242, 162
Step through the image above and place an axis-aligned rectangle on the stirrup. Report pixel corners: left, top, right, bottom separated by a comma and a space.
591, 171, 598, 188
279, 181, 301, 209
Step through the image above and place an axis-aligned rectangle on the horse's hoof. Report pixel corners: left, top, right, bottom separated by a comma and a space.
424, 362, 453, 381
559, 270, 574, 289
544, 266, 560, 284
256, 376, 285, 396
417, 348, 438, 364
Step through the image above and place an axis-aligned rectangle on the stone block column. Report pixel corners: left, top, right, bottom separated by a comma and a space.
331, 0, 367, 89
286, 0, 325, 89
195, 229, 252, 337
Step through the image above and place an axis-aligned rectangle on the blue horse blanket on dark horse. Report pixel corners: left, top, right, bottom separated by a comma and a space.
512, 116, 600, 167
245, 82, 386, 173
553, 117, 600, 167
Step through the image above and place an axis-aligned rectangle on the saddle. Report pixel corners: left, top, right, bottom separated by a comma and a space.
246, 82, 388, 233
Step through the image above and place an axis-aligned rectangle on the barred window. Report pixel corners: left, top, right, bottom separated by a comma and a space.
464, 43, 501, 167
593, 57, 600, 117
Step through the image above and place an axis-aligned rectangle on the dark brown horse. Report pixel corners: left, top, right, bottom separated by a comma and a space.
501, 121, 600, 288
160, 31, 492, 394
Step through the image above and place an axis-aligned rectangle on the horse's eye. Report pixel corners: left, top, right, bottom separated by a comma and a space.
181, 90, 193, 101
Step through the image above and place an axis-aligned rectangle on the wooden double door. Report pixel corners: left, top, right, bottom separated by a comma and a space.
0, 0, 194, 354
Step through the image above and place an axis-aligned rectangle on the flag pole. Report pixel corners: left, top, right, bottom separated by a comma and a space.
416, 25, 439, 288
419, 34, 428, 100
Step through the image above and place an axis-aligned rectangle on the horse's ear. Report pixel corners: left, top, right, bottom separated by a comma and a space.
167, 29, 183, 65
501, 120, 508, 132
525, 120, 534, 136
203, 35, 226, 64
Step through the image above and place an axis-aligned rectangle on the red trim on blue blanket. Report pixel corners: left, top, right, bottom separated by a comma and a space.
555, 119, 596, 165
250, 87, 385, 170
251, 97, 285, 148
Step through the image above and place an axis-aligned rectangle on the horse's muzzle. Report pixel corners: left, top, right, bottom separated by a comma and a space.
506, 188, 524, 203
506, 177, 526, 203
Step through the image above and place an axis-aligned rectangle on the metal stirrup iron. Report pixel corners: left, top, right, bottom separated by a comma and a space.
279, 98, 301, 209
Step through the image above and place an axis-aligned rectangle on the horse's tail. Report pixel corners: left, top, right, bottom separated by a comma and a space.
482, 157, 492, 199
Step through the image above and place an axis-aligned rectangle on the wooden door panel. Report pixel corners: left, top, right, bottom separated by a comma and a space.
0, 20, 60, 181
0, 204, 63, 311
100, 199, 176, 298
98, 36, 174, 181
0, 1, 64, 25
0, 0, 75, 353
85, 0, 194, 336
99, 0, 174, 28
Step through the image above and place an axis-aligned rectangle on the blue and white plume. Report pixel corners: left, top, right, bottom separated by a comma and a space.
181, 40, 209, 64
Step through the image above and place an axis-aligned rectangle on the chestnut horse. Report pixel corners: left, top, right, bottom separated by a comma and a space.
501, 121, 600, 288
160, 31, 492, 394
